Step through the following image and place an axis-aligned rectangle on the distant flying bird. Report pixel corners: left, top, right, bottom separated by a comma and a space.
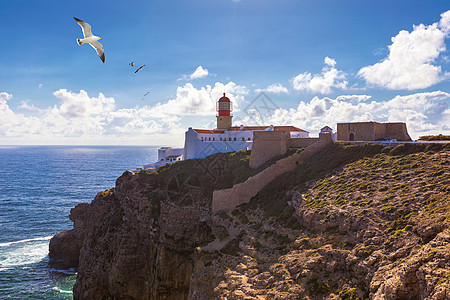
135, 65, 146, 73
140, 91, 150, 101
73, 17, 105, 63
129, 62, 135, 66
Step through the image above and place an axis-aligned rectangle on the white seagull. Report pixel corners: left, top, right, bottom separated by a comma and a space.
74, 17, 105, 63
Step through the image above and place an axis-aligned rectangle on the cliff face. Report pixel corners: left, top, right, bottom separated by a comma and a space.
50, 143, 450, 299
66, 172, 215, 299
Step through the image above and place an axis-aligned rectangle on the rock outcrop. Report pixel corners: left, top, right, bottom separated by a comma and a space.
50, 143, 450, 299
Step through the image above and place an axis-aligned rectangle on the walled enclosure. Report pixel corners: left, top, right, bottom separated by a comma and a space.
337, 122, 411, 141
212, 133, 333, 212
249, 131, 320, 169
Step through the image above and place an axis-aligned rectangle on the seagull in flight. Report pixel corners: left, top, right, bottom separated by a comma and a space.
138, 92, 150, 101
135, 65, 146, 73
74, 17, 105, 63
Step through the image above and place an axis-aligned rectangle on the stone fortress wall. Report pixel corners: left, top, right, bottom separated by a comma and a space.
248, 131, 289, 169
337, 122, 411, 141
249, 131, 320, 169
212, 133, 333, 211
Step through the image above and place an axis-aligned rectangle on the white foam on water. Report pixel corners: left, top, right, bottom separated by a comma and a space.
52, 287, 73, 294
0, 236, 51, 270
49, 267, 77, 275
0, 236, 53, 247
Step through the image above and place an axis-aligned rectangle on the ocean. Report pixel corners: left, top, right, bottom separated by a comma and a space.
0, 146, 159, 299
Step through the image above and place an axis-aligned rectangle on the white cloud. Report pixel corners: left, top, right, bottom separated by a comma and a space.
0, 82, 248, 144
292, 57, 348, 94
148, 81, 248, 116
439, 10, 450, 35
0, 92, 41, 137
0, 92, 12, 102
179, 65, 209, 81
385, 90, 449, 109
255, 83, 289, 94
18, 100, 41, 112
50, 89, 115, 118
335, 95, 372, 102
0, 90, 183, 145
263, 91, 449, 139
324, 56, 337, 67
358, 10, 450, 90
1, 83, 448, 144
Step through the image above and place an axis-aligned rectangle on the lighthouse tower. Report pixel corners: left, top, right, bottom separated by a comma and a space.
216, 93, 233, 129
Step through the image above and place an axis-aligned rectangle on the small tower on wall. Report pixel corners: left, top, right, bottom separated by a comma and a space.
216, 93, 233, 129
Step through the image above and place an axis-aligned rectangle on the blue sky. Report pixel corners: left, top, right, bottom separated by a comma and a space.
0, 0, 449, 145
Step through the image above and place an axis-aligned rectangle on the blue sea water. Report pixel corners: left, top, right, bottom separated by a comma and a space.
0, 146, 159, 299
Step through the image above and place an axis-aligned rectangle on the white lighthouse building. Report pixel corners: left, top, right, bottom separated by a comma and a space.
183, 93, 309, 159
144, 93, 309, 170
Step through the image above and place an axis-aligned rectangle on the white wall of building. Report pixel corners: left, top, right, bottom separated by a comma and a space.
158, 147, 183, 162
290, 131, 309, 138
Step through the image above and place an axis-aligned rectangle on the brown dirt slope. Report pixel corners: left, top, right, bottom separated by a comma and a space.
208, 143, 450, 299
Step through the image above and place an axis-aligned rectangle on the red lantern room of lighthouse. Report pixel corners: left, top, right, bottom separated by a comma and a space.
216, 93, 233, 129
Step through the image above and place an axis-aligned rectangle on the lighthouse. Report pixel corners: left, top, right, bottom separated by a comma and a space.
216, 93, 233, 129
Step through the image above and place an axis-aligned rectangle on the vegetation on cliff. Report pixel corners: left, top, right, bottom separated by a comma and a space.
136, 147, 299, 196
51, 142, 450, 299
418, 134, 450, 141
210, 142, 449, 299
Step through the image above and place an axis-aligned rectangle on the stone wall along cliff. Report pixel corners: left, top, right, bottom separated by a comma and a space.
288, 137, 319, 149
212, 133, 333, 211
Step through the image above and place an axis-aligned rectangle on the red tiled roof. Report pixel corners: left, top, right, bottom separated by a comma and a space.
193, 126, 308, 134
193, 129, 225, 134
230, 126, 308, 132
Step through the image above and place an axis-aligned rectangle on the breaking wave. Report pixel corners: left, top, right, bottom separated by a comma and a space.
0, 236, 51, 271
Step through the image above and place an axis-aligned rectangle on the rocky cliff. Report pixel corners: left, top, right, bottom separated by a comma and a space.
50, 142, 450, 299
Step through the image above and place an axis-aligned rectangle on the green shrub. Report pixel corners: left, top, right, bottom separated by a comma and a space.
339, 287, 357, 300
405, 212, 418, 219
394, 229, 404, 238
389, 143, 432, 156
296, 147, 305, 154
419, 134, 450, 141
404, 224, 413, 231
